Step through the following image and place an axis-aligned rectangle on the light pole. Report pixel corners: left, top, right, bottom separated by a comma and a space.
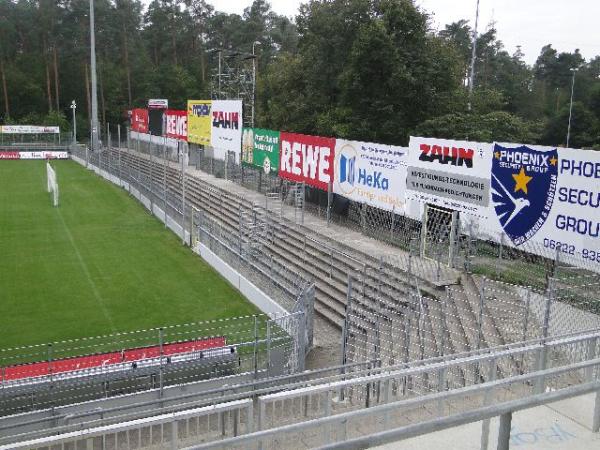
566, 68, 578, 148
467, 0, 481, 111
70, 100, 77, 144
89, 0, 99, 151
251, 41, 261, 128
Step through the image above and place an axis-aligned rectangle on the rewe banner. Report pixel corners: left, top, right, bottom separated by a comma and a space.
164, 110, 187, 141
279, 132, 335, 190
211, 100, 242, 160
334, 139, 408, 212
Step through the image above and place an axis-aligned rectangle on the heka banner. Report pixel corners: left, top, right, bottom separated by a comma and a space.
130, 109, 149, 134
334, 140, 407, 212
187, 100, 211, 145
1, 125, 60, 134
210, 100, 242, 158
164, 110, 187, 141
279, 132, 335, 190
242, 128, 280, 175
406, 136, 492, 216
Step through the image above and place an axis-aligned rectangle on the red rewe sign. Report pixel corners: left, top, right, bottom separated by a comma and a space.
418, 143, 474, 168
0, 152, 20, 160
131, 109, 149, 134
279, 132, 336, 190
164, 110, 187, 141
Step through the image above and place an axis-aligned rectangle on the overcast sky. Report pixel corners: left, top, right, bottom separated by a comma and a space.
186, 0, 600, 65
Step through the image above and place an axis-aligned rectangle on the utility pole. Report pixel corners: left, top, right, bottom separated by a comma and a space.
467, 0, 481, 112
566, 68, 577, 148
89, 0, 99, 152
252, 41, 260, 128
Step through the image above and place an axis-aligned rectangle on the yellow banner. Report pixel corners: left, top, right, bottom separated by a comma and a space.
187, 100, 212, 145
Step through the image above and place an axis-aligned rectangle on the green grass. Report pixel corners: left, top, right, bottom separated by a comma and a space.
0, 160, 258, 350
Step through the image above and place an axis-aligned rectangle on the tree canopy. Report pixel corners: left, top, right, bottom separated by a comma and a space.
0, 0, 598, 149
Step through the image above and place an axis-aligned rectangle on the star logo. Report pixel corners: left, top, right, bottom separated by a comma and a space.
495, 151, 501, 160
513, 168, 533, 194
550, 156, 558, 166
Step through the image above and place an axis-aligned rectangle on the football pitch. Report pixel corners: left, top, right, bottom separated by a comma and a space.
0, 160, 258, 350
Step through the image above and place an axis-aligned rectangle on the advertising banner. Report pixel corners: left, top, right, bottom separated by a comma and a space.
148, 99, 168, 109
164, 110, 187, 141
472, 143, 600, 263
1, 125, 60, 134
279, 132, 336, 190
130, 109, 149, 134
210, 100, 243, 159
187, 100, 212, 145
242, 128, 280, 175
0, 151, 68, 160
0, 152, 20, 159
406, 136, 493, 217
20, 151, 69, 159
333, 139, 407, 212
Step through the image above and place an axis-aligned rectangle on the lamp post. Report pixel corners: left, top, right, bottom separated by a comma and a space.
566, 68, 578, 148
251, 41, 261, 128
70, 100, 77, 144
467, 0, 481, 111
89, 0, 99, 151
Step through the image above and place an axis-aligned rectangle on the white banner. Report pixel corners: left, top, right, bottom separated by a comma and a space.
333, 139, 407, 212
468, 143, 600, 266
210, 100, 242, 161
406, 137, 493, 217
1, 125, 60, 134
20, 151, 68, 159
130, 130, 179, 149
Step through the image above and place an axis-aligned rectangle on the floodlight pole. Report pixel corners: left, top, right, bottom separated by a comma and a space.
89, 0, 99, 152
70, 100, 77, 144
467, 0, 481, 112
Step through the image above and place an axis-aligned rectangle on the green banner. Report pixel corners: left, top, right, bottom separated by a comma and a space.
242, 128, 280, 175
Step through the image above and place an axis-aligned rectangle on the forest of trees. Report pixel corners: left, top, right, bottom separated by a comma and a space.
0, 0, 599, 149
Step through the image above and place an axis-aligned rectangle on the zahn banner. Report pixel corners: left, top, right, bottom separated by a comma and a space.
406, 136, 493, 217
210, 100, 243, 159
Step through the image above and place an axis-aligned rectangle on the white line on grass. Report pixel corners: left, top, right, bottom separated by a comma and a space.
55, 209, 118, 334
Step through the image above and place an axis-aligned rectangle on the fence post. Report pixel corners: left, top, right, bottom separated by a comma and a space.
327, 181, 332, 226
266, 320, 272, 377
253, 316, 259, 380
476, 278, 486, 382
593, 388, 600, 433
536, 278, 554, 394
480, 356, 498, 450
117, 125, 122, 186
497, 411, 513, 450
181, 148, 187, 244
158, 328, 164, 398
390, 205, 396, 241
163, 140, 167, 228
